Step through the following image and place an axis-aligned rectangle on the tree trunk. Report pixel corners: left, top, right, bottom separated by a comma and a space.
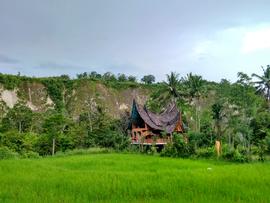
228, 133, 231, 149
195, 107, 198, 132
198, 116, 201, 133
19, 121, 22, 133
28, 87, 32, 102
87, 112, 93, 132
267, 87, 270, 110
267, 87, 270, 101
52, 138, 55, 156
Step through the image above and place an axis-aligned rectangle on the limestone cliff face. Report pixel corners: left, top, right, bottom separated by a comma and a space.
68, 82, 149, 118
0, 81, 150, 118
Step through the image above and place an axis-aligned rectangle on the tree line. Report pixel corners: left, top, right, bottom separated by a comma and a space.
0, 66, 270, 161
148, 66, 270, 161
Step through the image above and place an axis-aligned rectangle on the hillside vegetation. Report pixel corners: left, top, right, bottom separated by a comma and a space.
0, 68, 270, 161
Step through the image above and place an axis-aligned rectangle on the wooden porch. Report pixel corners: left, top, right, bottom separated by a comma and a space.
131, 124, 171, 145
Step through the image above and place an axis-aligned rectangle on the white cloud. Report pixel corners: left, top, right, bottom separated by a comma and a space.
242, 27, 270, 54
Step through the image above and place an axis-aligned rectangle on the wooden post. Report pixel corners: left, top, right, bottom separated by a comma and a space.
52, 138, 55, 156
215, 140, 221, 157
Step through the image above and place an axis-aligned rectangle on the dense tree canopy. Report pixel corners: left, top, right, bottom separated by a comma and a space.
141, 75, 155, 84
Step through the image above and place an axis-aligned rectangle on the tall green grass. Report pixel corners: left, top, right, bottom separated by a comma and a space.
0, 153, 269, 202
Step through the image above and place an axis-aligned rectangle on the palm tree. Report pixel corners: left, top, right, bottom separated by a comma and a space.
158, 72, 181, 103
182, 73, 205, 132
165, 72, 181, 100
252, 65, 270, 103
183, 73, 204, 100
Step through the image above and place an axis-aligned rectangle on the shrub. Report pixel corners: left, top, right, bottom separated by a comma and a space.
21, 151, 40, 159
93, 129, 129, 151
0, 131, 38, 154
160, 142, 176, 157
232, 149, 249, 163
196, 147, 215, 158
0, 146, 19, 159
222, 146, 249, 163
55, 148, 111, 157
160, 133, 195, 158
188, 131, 212, 149
265, 135, 270, 154
257, 140, 267, 162
34, 134, 52, 156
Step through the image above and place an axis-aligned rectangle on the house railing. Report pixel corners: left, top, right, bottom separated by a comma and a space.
131, 127, 170, 145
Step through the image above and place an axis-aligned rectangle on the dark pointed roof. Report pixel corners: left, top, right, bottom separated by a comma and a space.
130, 100, 181, 133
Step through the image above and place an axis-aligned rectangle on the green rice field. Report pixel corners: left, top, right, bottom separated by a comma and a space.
0, 153, 270, 202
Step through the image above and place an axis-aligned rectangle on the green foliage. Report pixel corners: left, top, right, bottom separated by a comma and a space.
54, 148, 111, 157
252, 65, 270, 101
42, 113, 67, 136
34, 134, 52, 155
0, 73, 22, 89
250, 111, 270, 143
141, 74, 155, 84
161, 133, 195, 158
127, 75, 137, 82
0, 146, 19, 159
20, 151, 40, 159
102, 72, 117, 82
195, 147, 215, 158
117, 73, 128, 82
42, 79, 65, 110
222, 144, 250, 162
182, 72, 205, 98
0, 70, 269, 161
266, 135, 270, 153
0, 131, 38, 154
257, 139, 267, 162
104, 80, 140, 89
1, 103, 33, 133
37, 113, 72, 154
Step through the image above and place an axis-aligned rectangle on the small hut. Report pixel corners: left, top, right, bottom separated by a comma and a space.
129, 100, 184, 145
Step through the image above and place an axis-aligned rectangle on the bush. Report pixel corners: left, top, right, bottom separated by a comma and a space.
0, 146, 19, 159
160, 142, 177, 157
93, 129, 129, 151
257, 140, 267, 162
196, 147, 215, 158
0, 131, 38, 154
160, 133, 195, 158
188, 131, 212, 148
265, 135, 270, 154
21, 151, 40, 159
34, 134, 52, 156
232, 149, 249, 163
222, 145, 249, 163
55, 148, 111, 157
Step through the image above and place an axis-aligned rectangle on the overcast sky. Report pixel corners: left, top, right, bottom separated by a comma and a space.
0, 0, 270, 82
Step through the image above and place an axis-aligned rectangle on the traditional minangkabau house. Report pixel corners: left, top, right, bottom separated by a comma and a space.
129, 100, 185, 145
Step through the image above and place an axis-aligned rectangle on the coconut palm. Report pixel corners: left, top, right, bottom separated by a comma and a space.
165, 72, 181, 99
158, 72, 181, 103
182, 73, 205, 132
183, 73, 204, 100
252, 65, 270, 102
